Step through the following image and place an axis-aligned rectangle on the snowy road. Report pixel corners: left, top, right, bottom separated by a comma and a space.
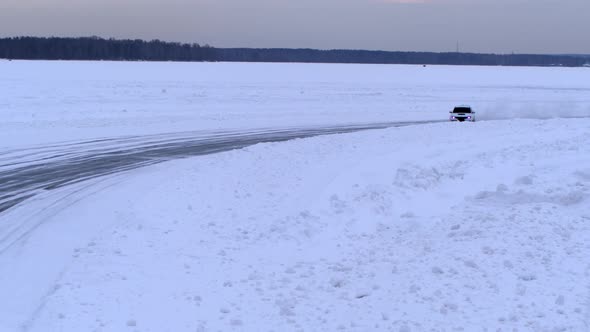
0, 120, 439, 213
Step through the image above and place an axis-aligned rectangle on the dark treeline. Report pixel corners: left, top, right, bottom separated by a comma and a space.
1, 36, 588, 67
216, 48, 588, 67
0, 36, 215, 61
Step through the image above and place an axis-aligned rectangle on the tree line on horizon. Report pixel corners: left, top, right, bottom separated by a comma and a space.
0, 36, 588, 67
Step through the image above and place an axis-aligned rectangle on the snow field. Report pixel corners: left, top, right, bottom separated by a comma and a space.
2, 61, 590, 331
3, 118, 588, 331
1, 61, 590, 149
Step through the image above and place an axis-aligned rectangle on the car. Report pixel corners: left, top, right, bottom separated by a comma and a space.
449, 105, 475, 122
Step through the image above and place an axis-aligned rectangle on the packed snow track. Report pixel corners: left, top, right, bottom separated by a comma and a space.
0, 121, 438, 214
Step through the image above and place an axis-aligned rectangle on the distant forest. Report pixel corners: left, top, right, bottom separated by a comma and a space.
1, 36, 589, 67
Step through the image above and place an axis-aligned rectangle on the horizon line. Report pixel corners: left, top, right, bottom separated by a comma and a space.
2, 35, 589, 57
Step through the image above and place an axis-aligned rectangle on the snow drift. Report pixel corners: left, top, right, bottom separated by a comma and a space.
1, 118, 589, 331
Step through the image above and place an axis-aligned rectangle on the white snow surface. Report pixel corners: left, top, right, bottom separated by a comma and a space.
1, 60, 590, 148
1, 119, 589, 331
1, 61, 590, 331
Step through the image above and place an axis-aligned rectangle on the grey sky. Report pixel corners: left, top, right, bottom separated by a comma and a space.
1, 0, 588, 54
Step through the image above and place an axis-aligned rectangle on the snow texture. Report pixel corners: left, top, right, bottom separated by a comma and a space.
1, 61, 590, 331
1, 60, 589, 148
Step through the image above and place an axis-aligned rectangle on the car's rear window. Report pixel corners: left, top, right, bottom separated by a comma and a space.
452, 107, 472, 113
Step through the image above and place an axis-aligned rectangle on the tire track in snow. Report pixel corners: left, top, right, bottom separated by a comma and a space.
0, 121, 441, 215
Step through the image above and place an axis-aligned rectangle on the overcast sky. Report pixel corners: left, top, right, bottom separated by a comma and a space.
0, 0, 588, 54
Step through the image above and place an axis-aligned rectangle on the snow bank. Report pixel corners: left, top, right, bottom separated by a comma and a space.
2, 118, 589, 331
